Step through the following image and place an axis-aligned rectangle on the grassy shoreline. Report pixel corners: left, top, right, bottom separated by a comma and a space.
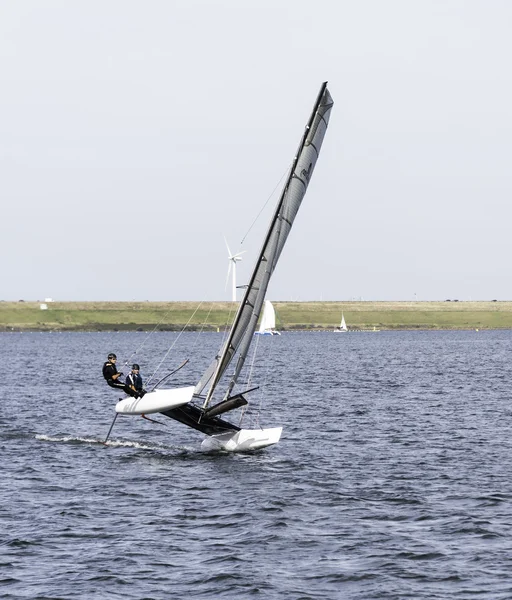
2, 301, 512, 331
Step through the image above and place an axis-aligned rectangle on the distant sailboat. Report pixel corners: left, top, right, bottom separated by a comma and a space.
334, 312, 348, 332
255, 300, 281, 336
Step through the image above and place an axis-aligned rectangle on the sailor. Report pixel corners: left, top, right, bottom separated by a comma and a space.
126, 364, 145, 397
102, 353, 139, 398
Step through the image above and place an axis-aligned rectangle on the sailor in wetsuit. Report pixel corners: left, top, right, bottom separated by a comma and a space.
102, 353, 139, 398
126, 364, 145, 397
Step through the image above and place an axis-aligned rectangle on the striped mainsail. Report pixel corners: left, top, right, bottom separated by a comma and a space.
195, 83, 334, 407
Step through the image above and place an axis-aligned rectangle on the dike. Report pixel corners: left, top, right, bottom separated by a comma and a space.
2, 300, 512, 331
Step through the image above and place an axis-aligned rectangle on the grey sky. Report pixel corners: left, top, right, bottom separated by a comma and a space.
1, 0, 511, 302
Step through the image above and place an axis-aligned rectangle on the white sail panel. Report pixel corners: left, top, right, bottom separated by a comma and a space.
259, 301, 276, 333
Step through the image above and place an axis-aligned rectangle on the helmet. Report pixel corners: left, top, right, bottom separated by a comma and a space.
108, 353, 117, 360
132, 364, 140, 370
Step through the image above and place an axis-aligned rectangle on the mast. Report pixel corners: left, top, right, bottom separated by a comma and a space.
197, 82, 334, 407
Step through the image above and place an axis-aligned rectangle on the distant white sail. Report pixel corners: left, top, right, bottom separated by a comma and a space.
255, 300, 281, 335
260, 301, 276, 333
335, 312, 348, 332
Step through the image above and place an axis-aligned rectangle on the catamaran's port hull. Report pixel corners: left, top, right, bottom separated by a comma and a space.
116, 387, 195, 415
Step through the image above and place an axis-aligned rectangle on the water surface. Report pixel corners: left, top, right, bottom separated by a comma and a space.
1, 330, 512, 599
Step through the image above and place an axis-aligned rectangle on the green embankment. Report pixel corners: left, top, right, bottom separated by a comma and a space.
1, 301, 512, 331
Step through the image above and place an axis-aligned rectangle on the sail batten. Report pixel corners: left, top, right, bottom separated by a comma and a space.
196, 82, 334, 407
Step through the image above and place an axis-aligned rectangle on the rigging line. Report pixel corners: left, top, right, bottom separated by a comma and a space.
221, 301, 237, 342
254, 333, 276, 429
186, 301, 226, 373
145, 301, 205, 387
199, 300, 237, 406
174, 301, 214, 369
239, 333, 260, 428
260, 334, 275, 397
244, 332, 275, 430
216, 300, 239, 384
214, 300, 237, 364
246, 331, 260, 391
118, 301, 192, 372
192, 302, 215, 346
239, 164, 292, 246
197, 300, 237, 407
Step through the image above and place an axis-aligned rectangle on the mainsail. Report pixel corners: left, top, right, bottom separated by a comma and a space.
196, 82, 334, 407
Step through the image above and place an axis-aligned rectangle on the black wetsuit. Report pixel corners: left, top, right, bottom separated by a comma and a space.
102, 360, 138, 397
126, 372, 144, 393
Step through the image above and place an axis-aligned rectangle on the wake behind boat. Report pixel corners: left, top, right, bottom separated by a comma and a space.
106, 83, 334, 451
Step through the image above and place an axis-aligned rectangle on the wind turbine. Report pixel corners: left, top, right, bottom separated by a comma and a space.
224, 237, 245, 302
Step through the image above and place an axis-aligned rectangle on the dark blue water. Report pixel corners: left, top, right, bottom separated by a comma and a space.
2, 330, 512, 599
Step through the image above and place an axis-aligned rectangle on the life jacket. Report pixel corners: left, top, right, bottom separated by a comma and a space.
102, 361, 117, 380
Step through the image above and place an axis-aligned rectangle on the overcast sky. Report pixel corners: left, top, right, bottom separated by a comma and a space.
1, 0, 511, 302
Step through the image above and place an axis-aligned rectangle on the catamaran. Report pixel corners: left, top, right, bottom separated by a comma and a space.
108, 82, 334, 451
255, 300, 281, 336
334, 312, 348, 332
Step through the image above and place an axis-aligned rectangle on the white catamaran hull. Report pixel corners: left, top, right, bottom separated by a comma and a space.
115, 386, 195, 415
201, 427, 283, 452
254, 331, 281, 336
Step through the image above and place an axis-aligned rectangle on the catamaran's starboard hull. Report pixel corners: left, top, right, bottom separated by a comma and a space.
116, 386, 195, 415
200, 427, 283, 452
160, 403, 282, 451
